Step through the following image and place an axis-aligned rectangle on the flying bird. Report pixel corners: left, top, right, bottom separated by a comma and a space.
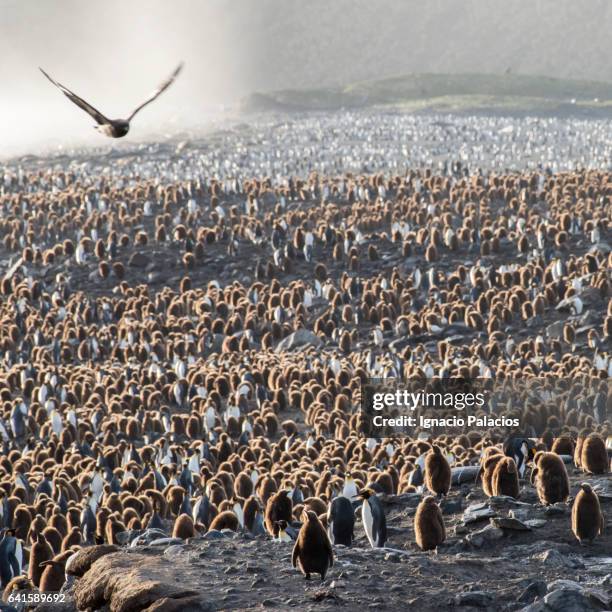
39, 62, 183, 138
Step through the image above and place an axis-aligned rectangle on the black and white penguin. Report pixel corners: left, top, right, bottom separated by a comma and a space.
80, 495, 97, 544
275, 519, 299, 542
327, 495, 355, 546
0, 529, 23, 588
192, 491, 213, 530
503, 436, 535, 478
358, 489, 387, 548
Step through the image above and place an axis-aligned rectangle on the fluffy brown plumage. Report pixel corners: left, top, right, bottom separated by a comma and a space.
292, 510, 333, 581
424, 445, 451, 497
531, 452, 569, 505
414, 496, 446, 551
571, 483, 604, 544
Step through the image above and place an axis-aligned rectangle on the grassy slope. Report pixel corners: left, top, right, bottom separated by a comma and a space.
242, 73, 612, 115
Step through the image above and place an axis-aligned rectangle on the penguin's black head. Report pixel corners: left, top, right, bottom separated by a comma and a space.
357, 488, 374, 500
580, 483, 593, 494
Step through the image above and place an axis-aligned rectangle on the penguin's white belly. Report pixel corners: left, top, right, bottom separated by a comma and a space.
362, 500, 375, 547
343, 482, 357, 498
517, 456, 526, 478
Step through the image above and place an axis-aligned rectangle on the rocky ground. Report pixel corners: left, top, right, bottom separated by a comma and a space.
28, 469, 611, 612
1, 124, 609, 612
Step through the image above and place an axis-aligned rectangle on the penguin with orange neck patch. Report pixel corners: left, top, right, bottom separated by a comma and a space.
357, 488, 387, 548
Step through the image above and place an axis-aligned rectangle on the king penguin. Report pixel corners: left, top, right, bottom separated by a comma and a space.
327, 495, 355, 546
358, 489, 387, 548
0, 529, 23, 588
503, 436, 535, 478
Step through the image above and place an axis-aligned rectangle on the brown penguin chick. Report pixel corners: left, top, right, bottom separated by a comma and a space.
571, 483, 604, 545
26, 514, 46, 545
491, 457, 520, 499
574, 429, 589, 469
480, 453, 506, 496
373, 471, 394, 496
42, 526, 63, 554
540, 430, 554, 451
531, 452, 569, 505
291, 510, 333, 581
208, 510, 239, 532
265, 489, 293, 536
166, 485, 186, 517
257, 476, 278, 505
28, 531, 54, 587
61, 526, 82, 551
2, 576, 35, 604
414, 496, 446, 551
234, 471, 254, 499
39, 550, 73, 592
243, 496, 261, 533
12, 504, 32, 540
172, 513, 195, 539
424, 445, 451, 497
95, 507, 110, 543
580, 434, 608, 475
302, 497, 327, 517
551, 435, 575, 457
104, 514, 126, 545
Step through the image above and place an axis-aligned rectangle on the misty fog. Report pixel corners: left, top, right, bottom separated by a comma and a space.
2, 0, 612, 154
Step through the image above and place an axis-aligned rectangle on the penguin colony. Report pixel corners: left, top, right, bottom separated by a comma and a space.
0, 115, 610, 596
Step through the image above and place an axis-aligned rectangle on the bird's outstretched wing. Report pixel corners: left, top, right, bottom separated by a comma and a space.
127, 62, 183, 121
39, 68, 109, 125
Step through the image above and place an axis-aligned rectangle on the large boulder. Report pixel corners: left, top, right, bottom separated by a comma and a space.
65, 544, 119, 577
73, 552, 213, 612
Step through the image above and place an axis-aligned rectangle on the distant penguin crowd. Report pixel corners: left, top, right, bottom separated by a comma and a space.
0, 115, 610, 597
